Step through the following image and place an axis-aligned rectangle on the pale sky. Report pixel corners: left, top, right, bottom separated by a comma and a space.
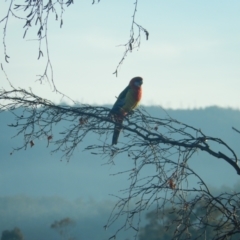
1, 0, 240, 109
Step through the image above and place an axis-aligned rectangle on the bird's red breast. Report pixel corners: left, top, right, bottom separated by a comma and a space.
129, 76, 143, 103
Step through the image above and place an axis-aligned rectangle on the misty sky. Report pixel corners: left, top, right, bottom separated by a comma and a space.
0, 1, 240, 109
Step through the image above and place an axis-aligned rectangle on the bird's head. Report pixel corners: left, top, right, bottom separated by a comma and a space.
129, 77, 143, 88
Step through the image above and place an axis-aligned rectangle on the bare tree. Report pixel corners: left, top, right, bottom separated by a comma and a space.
50, 217, 75, 240
139, 200, 240, 240
1, 227, 24, 240
1, 2, 239, 239
0, 84, 239, 239
0, 0, 148, 90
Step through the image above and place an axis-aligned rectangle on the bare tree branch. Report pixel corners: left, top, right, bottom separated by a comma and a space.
1, 0, 74, 92
0, 85, 239, 239
1, 2, 239, 240
1, 0, 149, 87
232, 126, 240, 135
113, 0, 149, 77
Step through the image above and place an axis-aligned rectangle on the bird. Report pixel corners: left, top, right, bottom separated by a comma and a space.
109, 76, 143, 145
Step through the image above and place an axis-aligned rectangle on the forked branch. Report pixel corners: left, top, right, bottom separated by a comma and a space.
0, 86, 239, 239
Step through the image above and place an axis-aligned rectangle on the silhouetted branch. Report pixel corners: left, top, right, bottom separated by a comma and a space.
113, 0, 149, 77
0, 86, 239, 239
1, 0, 149, 88
232, 126, 240, 135
1, 0, 74, 91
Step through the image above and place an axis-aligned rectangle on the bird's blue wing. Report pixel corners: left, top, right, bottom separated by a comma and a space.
110, 85, 129, 114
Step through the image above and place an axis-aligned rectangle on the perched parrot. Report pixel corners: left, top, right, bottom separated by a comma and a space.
109, 76, 143, 145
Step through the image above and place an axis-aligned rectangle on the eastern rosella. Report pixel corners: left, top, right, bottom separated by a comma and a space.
109, 77, 143, 145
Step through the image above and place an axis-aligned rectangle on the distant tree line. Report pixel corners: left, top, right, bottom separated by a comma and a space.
1, 228, 24, 240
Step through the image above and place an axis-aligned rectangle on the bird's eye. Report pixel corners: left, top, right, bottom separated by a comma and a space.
134, 80, 142, 86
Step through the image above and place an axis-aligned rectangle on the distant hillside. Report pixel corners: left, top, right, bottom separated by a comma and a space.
146, 106, 240, 142
1, 106, 240, 240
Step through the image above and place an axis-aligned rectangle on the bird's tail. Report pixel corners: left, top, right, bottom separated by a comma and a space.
112, 116, 123, 145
